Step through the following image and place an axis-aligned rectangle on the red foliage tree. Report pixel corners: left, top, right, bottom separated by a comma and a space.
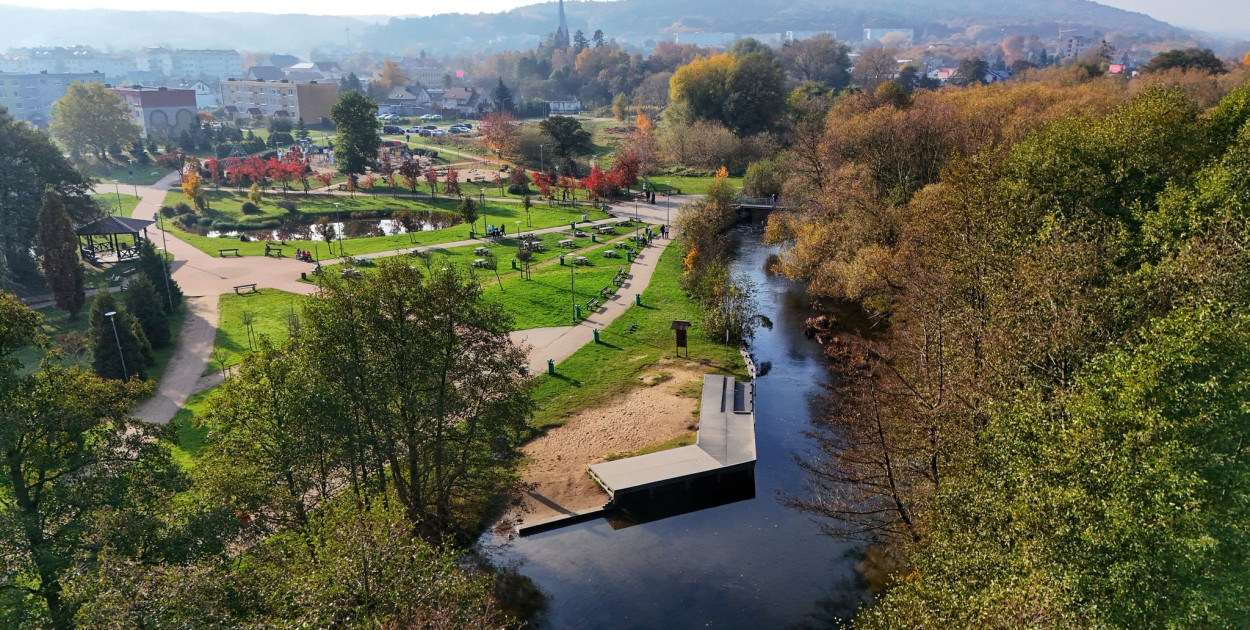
584, 164, 609, 200
204, 157, 225, 189
398, 160, 422, 196
609, 150, 641, 192
424, 166, 439, 195
243, 156, 267, 187
314, 172, 334, 189
444, 168, 461, 197
225, 156, 245, 190
532, 171, 552, 197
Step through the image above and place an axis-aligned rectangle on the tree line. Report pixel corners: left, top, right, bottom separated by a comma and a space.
762, 64, 1250, 627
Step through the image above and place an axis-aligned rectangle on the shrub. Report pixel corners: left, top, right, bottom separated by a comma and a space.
240, 201, 261, 215
276, 200, 298, 214
516, 248, 533, 263
211, 220, 238, 231
196, 217, 214, 227
174, 202, 193, 214
158, 205, 177, 218
507, 183, 531, 195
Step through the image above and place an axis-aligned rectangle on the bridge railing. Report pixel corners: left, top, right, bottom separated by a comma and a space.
736, 195, 778, 208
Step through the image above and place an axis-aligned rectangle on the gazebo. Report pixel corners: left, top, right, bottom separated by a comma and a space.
76, 215, 154, 263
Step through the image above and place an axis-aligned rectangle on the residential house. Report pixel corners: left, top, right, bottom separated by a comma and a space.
245, 65, 286, 82
384, 85, 432, 115
1060, 35, 1092, 58
439, 87, 493, 117
110, 85, 198, 140
177, 78, 221, 109
219, 78, 339, 124
0, 70, 104, 128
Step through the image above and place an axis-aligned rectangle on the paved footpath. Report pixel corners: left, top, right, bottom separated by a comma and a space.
128, 171, 694, 424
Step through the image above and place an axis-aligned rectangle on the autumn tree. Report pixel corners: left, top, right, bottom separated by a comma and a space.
50, 82, 142, 160
444, 168, 461, 197
1142, 47, 1227, 75
36, 190, 85, 317
780, 34, 852, 88
480, 112, 519, 159
851, 46, 898, 91
181, 160, 205, 210
377, 58, 408, 90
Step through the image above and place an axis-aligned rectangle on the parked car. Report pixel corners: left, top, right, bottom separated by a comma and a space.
382, 125, 402, 134
422, 124, 437, 130
448, 126, 469, 133
404, 125, 423, 133
430, 129, 448, 136
418, 129, 434, 137
454, 122, 472, 129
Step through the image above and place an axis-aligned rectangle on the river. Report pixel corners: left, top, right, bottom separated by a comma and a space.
485, 226, 867, 629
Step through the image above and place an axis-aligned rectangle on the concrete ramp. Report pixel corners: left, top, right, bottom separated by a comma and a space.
588, 375, 756, 500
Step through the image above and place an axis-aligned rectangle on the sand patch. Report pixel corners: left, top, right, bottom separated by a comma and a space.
510, 361, 706, 527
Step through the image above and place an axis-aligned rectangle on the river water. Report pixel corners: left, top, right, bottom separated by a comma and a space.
485, 226, 866, 629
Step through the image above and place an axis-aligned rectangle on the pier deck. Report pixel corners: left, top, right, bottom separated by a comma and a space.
588, 375, 755, 499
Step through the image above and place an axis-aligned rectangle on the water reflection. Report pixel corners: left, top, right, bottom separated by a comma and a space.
486, 226, 864, 629
205, 217, 440, 240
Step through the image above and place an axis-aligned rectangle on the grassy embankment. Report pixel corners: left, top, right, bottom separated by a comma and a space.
83, 159, 172, 185
528, 240, 747, 430
161, 190, 610, 258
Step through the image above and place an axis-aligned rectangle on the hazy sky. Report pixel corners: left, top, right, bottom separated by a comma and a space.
2, 0, 1248, 37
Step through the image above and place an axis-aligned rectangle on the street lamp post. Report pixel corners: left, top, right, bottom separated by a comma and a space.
570, 263, 576, 324
156, 213, 173, 310
333, 202, 344, 257
104, 311, 128, 382
479, 189, 485, 234
113, 181, 122, 215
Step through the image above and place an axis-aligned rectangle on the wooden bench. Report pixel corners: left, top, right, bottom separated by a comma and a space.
233, 283, 258, 294
599, 286, 613, 298
264, 246, 285, 258
219, 248, 240, 257
586, 298, 601, 310
613, 268, 626, 286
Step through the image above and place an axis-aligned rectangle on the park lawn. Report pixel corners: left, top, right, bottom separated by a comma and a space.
483, 241, 642, 330
528, 240, 746, 430
84, 159, 172, 185
163, 191, 610, 259
93, 193, 142, 218
643, 174, 743, 196
209, 288, 308, 373
168, 189, 466, 221
167, 388, 215, 470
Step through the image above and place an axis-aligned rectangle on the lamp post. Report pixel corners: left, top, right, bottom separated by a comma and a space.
113, 181, 122, 215
129, 160, 137, 196
333, 202, 344, 257
479, 189, 485, 234
570, 263, 576, 324
104, 311, 128, 382
539, 143, 546, 172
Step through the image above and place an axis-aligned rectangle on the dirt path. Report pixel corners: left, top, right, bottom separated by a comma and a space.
133, 296, 221, 424
508, 361, 709, 527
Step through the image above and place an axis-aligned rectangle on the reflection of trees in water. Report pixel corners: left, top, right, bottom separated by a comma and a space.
792, 547, 874, 630
344, 220, 375, 239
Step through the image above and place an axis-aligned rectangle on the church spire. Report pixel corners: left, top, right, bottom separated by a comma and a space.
554, 0, 570, 49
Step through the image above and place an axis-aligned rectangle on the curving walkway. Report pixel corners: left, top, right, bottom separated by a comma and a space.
129, 170, 694, 424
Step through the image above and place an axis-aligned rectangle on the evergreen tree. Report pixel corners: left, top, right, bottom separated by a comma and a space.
89, 293, 148, 381
36, 190, 85, 317
458, 197, 479, 233
339, 72, 363, 93
124, 274, 170, 349
493, 77, 515, 113
136, 240, 182, 314
573, 30, 588, 52
295, 116, 310, 140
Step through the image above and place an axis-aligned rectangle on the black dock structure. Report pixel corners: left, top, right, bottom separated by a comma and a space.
588, 374, 756, 500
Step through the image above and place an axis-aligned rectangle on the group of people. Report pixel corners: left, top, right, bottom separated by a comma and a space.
295, 248, 314, 262
486, 225, 507, 238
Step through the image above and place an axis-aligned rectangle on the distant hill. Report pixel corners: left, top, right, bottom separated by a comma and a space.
0, 0, 1185, 57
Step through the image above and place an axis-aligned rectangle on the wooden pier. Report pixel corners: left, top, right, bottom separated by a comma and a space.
588, 374, 756, 500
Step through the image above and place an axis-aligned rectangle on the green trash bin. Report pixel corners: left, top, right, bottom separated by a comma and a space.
635, 293, 641, 306
469, 229, 475, 239
593, 328, 600, 343
559, 255, 565, 265
574, 304, 581, 319
547, 359, 554, 375
511, 259, 517, 270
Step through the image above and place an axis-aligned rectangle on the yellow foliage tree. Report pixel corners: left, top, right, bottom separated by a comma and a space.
378, 59, 408, 90
667, 54, 735, 124
181, 166, 204, 209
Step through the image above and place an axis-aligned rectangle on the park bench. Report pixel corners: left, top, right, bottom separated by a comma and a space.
599, 286, 613, 298
613, 268, 626, 286
219, 248, 240, 257
234, 283, 258, 294
586, 298, 601, 311
264, 245, 285, 257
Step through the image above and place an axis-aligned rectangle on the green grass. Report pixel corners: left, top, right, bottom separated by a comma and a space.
84, 159, 171, 185
528, 240, 746, 429
167, 388, 215, 470
209, 289, 308, 373
163, 190, 610, 258
644, 174, 743, 196
605, 431, 698, 461
92, 193, 142, 218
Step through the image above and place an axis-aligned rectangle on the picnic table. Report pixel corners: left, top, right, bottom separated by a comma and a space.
558, 239, 575, 248
474, 246, 489, 256
596, 225, 615, 234
574, 256, 589, 266
472, 258, 488, 268
603, 249, 620, 258
616, 220, 633, 227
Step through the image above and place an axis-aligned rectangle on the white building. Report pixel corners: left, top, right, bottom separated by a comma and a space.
0, 47, 133, 79
139, 48, 241, 80
178, 79, 221, 109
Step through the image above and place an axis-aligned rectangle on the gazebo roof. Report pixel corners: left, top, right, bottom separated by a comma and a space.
76, 215, 154, 236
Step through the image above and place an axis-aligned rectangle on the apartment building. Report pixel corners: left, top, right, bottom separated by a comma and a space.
219, 78, 339, 123
0, 70, 104, 128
